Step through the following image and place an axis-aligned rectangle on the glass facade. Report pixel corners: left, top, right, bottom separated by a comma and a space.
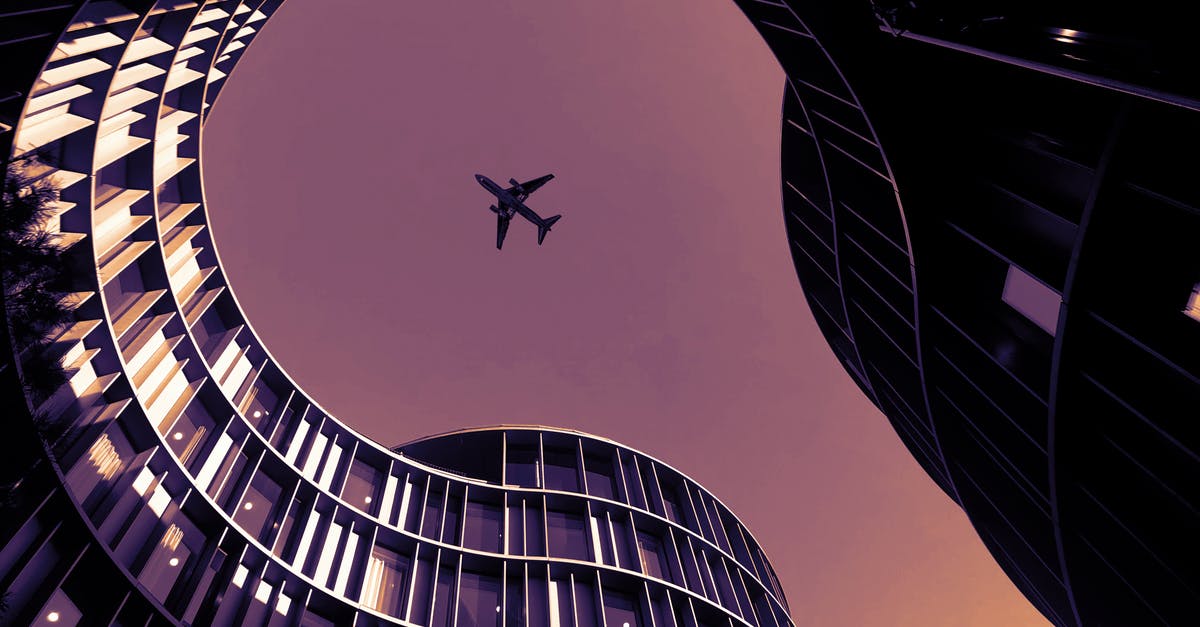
734, 1, 1200, 625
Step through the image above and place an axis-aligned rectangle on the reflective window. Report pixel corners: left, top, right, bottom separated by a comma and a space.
34, 588, 82, 627
431, 564, 455, 627
422, 484, 445, 540
506, 445, 540, 487
444, 493, 462, 544
637, 532, 670, 582
611, 516, 637, 570
410, 557, 436, 624
458, 571, 501, 626
590, 514, 615, 565
506, 501, 525, 555
463, 501, 503, 553
546, 510, 588, 561
341, 458, 380, 512
603, 590, 643, 627
361, 546, 409, 618
550, 579, 574, 627
137, 513, 203, 603
621, 453, 646, 509
1185, 282, 1200, 322
1002, 264, 1061, 335
234, 472, 282, 541
528, 573, 549, 625
584, 454, 615, 500
506, 570, 525, 626
163, 404, 214, 470
543, 448, 579, 492
525, 499, 546, 557
574, 579, 599, 627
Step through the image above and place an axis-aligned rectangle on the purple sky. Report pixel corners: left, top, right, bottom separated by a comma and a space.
202, 1, 1047, 624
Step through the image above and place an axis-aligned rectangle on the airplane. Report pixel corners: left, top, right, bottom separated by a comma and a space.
475, 173, 562, 249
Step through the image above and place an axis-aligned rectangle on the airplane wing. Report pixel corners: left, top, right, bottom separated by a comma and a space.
506, 173, 554, 202
496, 212, 511, 250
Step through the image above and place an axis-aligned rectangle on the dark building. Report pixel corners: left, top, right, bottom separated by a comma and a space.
731, 1, 1200, 625
0, 2, 792, 625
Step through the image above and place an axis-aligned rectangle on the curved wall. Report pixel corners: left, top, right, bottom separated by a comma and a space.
732, 2, 1200, 625
0, 2, 792, 626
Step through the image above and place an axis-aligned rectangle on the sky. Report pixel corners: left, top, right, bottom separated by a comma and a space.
201, 1, 1048, 624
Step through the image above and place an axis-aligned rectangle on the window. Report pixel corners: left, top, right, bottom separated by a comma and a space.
546, 510, 588, 561
603, 590, 642, 627
637, 532, 670, 582
1002, 264, 1062, 335
340, 458, 380, 512
584, 454, 616, 500
463, 501, 503, 553
1185, 283, 1200, 322
234, 472, 282, 541
164, 405, 215, 470
543, 448, 579, 492
506, 445, 540, 487
458, 572, 502, 626
361, 547, 409, 618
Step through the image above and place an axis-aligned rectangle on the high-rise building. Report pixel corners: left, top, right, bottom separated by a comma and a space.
732, 2, 1200, 625
0, 2, 792, 626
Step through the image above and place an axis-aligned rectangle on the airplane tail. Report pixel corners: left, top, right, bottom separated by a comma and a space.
537, 215, 562, 245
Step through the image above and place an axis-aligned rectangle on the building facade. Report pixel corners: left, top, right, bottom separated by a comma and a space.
731, 2, 1200, 625
0, 2, 792, 626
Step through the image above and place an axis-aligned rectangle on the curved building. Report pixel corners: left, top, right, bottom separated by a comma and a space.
732, 2, 1200, 625
0, 2, 792, 626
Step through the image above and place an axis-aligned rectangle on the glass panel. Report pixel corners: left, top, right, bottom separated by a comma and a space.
661, 486, 684, 527
584, 455, 615, 500
550, 579, 574, 627
525, 500, 545, 557
208, 444, 248, 509
543, 448, 579, 492
506, 501, 525, 555
431, 564, 455, 627
362, 546, 409, 617
444, 493, 462, 544
163, 404, 215, 470
272, 500, 298, 559
506, 570, 525, 626
546, 510, 587, 561
137, 513, 202, 603
422, 484, 445, 540
410, 557, 436, 624
590, 514, 614, 565
621, 453, 646, 510
403, 477, 425, 533
234, 471, 282, 542
611, 516, 637, 571
1002, 264, 1062, 334
573, 579, 598, 627
637, 532, 670, 582
341, 458, 380, 513
34, 588, 82, 626
463, 501, 503, 553
457, 571, 501, 626
603, 590, 643, 627
528, 573, 548, 625
506, 445, 540, 487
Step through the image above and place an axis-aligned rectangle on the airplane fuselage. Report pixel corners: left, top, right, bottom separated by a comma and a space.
475, 174, 546, 225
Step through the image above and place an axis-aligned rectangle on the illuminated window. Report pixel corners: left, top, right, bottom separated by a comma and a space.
361, 547, 409, 617
1002, 264, 1062, 335
1184, 283, 1200, 322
